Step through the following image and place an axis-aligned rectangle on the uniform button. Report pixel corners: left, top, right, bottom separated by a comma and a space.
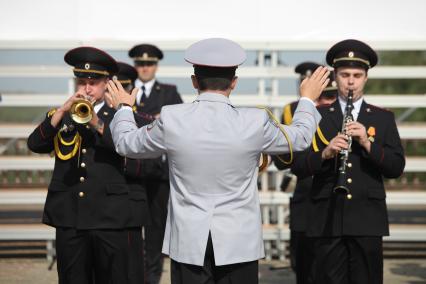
79, 192, 85, 197
81, 163, 86, 168
347, 178, 352, 184
80, 177, 85, 183
82, 148, 87, 154
86, 125, 90, 129
347, 163, 352, 168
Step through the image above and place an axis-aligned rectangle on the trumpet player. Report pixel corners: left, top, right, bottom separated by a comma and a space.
27, 47, 147, 284
290, 39, 405, 284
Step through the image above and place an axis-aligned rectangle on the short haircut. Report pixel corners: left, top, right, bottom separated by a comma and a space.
194, 66, 236, 91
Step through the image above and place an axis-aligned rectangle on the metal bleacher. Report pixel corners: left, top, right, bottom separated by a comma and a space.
0, 41, 426, 260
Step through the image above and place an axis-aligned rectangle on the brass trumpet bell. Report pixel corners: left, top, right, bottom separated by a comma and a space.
70, 99, 94, 124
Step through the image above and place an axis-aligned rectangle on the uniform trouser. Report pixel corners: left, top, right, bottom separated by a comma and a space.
311, 236, 383, 284
290, 230, 314, 284
145, 180, 169, 284
170, 233, 259, 284
55, 227, 144, 284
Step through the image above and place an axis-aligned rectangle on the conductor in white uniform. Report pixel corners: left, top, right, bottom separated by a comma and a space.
108, 38, 330, 283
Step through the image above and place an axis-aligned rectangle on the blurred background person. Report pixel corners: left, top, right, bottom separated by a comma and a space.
273, 62, 337, 284
128, 43, 183, 284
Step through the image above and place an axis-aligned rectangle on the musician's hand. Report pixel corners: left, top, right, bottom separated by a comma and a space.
59, 92, 85, 113
300, 66, 330, 101
88, 110, 99, 126
107, 78, 138, 107
321, 134, 349, 160
346, 121, 371, 152
50, 92, 84, 128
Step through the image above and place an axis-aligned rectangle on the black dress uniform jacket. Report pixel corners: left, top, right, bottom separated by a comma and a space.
27, 104, 150, 229
274, 101, 316, 284
273, 101, 312, 232
291, 98, 405, 237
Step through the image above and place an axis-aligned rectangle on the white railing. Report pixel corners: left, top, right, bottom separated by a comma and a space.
1, 123, 426, 140
0, 41, 425, 260
2, 65, 426, 79
0, 189, 425, 260
1, 94, 426, 108
0, 156, 425, 173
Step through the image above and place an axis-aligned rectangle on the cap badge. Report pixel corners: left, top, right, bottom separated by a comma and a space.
143, 53, 148, 59
348, 51, 354, 58
84, 63, 90, 70
332, 81, 337, 87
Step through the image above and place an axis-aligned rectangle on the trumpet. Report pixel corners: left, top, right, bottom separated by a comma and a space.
333, 90, 354, 200
70, 98, 94, 124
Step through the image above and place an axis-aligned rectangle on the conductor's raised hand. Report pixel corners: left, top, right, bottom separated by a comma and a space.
299, 66, 330, 101
106, 78, 138, 109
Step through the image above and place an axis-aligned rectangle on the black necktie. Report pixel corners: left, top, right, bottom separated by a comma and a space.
139, 85, 146, 105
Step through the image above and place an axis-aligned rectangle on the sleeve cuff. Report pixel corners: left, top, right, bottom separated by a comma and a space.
299, 97, 316, 107
365, 142, 384, 165
116, 106, 133, 113
39, 118, 59, 139
307, 151, 324, 175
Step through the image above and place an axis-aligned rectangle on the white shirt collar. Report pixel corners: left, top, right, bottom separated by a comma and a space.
135, 78, 156, 102
94, 100, 105, 114
338, 95, 363, 121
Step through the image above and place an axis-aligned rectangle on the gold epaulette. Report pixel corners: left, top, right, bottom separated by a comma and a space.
47, 108, 57, 118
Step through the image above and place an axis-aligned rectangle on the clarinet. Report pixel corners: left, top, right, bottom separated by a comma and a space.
333, 90, 354, 200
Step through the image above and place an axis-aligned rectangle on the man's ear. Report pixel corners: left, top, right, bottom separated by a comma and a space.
103, 77, 109, 90
191, 75, 199, 90
230, 76, 238, 90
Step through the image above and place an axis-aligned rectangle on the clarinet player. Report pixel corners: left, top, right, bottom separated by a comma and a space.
290, 39, 405, 284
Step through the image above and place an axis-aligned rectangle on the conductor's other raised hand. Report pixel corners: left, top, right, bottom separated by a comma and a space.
106, 78, 138, 109
299, 66, 330, 101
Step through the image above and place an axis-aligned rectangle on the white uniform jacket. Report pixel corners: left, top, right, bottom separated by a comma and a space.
110, 92, 321, 266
